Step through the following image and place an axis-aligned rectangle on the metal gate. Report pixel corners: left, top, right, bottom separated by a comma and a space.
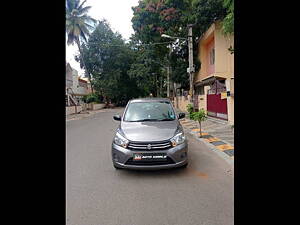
207, 80, 228, 120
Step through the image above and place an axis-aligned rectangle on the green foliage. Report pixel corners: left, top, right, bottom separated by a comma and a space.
83, 93, 101, 103
186, 103, 193, 113
222, 0, 234, 35
76, 20, 141, 104
191, 109, 207, 122
71, 0, 233, 104
186, 103, 194, 119
66, 0, 96, 45
66, 0, 97, 87
128, 45, 164, 97
131, 0, 227, 90
190, 108, 207, 137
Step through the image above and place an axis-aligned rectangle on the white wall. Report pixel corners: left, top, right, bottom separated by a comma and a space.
66, 106, 82, 115
72, 72, 79, 94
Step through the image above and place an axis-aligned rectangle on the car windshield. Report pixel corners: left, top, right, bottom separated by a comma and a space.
124, 101, 176, 122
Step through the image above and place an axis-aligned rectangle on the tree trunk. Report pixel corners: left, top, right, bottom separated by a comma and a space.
155, 73, 159, 97
199, 121, 202, 137
160, 76, 163, 97
75, 39, 94, 93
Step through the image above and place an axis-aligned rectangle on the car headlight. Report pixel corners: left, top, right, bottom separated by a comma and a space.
114, 132, 129, 148
170, 132, 185, 147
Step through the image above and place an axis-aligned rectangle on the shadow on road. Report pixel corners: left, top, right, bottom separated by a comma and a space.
113, 165, 198, 179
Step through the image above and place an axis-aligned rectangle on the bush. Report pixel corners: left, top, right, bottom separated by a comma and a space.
84, 93, 101, 104
186, 104, 194, 119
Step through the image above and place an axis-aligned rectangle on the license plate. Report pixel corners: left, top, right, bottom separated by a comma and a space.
133, 153, 167, 161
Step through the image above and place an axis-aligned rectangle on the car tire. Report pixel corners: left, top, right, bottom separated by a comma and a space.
180, 163, 188, 169
113, 164, 121, 170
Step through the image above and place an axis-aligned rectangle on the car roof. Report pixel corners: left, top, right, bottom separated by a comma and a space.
129, 98, 171, 103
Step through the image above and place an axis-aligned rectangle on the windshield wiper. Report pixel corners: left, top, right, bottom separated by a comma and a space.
130, 119, 160, 122
159, 118, 175, 121
129, 118, 175, 122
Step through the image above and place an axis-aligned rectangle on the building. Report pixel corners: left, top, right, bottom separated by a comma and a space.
66, 62, 92, 106
193, 21, 234, 124
80, 77, 93, 94
66, 63, 73, 89
70, 67, 91, 96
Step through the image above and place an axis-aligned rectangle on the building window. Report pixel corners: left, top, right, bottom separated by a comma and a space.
210, 48, 215, 65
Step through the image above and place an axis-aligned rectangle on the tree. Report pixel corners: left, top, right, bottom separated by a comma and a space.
222, 0, 234, 35
131, 0, 227, 91
66, 0, 96, 91
190, 109, 207, 137
77, 20, 141, 105
128, 45, 165, 97
222, 0, 234, 54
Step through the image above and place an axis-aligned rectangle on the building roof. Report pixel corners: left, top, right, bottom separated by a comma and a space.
79, 77, 90, 83
194, 74, 227, 86
78, 78, 88, 83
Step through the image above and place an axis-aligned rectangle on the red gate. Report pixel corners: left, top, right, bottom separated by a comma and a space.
207, 80, 228, 120
207, 94, 228, 120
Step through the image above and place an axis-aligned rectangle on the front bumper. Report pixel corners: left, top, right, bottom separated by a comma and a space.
111, 141, 188, 170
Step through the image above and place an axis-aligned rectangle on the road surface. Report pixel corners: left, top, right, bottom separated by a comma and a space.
66, 108, 233, 225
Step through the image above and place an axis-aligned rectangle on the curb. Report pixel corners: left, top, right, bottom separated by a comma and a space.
66, 109, 104, 122
185, 128, 234, 167
66, 107, 123, 122
180, 117, 234, 166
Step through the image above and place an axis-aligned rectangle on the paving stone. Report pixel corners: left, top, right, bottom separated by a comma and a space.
216, 144, 234, 151
183, 126, 196, 129
223, 149, 234, 156
178, 110, 234, 151
200, 135, 213, 138
204, 137, 221, 142
211, 141, 226, 146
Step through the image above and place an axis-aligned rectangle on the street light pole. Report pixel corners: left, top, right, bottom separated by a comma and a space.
162, 27, 194, 102
187, 24, 194, 104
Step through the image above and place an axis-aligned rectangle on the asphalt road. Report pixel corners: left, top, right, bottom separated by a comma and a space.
66, 108, 234, 225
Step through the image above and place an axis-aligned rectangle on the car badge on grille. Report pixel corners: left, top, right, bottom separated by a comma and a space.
147, 144, 152, 150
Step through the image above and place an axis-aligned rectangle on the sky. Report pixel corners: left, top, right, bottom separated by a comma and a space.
66, 0, 140, 77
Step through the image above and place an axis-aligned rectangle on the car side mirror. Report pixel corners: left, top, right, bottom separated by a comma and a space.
178, 113, 185, 119
113, 115, 121, 121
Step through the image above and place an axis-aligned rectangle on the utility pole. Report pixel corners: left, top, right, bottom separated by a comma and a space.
161, 30, 193, 101
188, 24, 194, 104
167, 67, 170, 98
167, 44, 171, 98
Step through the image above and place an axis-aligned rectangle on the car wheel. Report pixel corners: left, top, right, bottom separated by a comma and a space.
113, 164, 121, 170
180, 163, 188, 169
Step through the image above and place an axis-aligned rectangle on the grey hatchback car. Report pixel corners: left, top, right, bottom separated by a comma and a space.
111, 98, 188, 170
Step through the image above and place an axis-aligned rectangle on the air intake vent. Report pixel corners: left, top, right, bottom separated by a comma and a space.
127, 140, 172, 151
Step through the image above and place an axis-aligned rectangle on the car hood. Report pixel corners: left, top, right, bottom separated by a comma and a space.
120, 120, 180, 142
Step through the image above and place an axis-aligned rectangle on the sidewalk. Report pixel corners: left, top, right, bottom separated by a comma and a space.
66, 108, 119, 122
177, 110, 234, 161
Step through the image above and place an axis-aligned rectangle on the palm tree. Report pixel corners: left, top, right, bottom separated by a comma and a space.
66, 0, 96, 92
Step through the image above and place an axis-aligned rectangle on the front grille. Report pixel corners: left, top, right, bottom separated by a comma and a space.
127, 140, 172, 151
125, 157, 175, 166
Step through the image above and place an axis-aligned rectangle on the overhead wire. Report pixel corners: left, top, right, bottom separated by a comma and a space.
85, 40, 186, 47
